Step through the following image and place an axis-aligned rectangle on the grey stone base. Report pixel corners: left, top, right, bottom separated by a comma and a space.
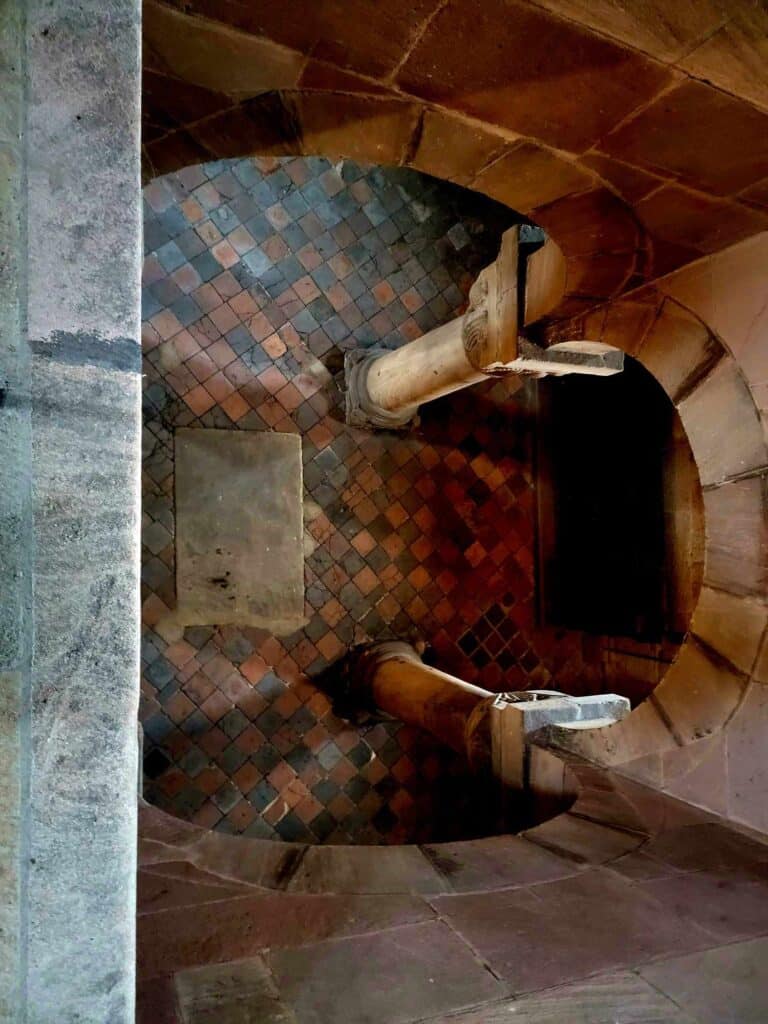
344, 349, 419, 432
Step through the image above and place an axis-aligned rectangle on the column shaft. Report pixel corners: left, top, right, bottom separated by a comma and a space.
364, 318, 486, 418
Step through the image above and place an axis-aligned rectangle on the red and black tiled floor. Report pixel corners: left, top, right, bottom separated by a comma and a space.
141, 155, 635, 844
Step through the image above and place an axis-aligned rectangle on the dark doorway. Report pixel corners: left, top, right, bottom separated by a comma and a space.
536, 357, 694, 643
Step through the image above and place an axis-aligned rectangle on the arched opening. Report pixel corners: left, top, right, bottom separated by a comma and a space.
139, 152, 704, 846
536, 355, 704, 705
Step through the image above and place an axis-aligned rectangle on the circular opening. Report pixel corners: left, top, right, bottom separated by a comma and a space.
139, 154, 702, 845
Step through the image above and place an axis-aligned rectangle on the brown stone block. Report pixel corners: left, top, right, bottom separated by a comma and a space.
661, 732, 728, 817
421, 834, 577, 892
532, 188, 638, 257
174, 958, 293, 1024
143, 68, 231, 133
650, 236, 704, 279
269, 920, 504, 1024
138, 891, 433, 979
739, 176, 768, 212
299, 60, 396, 97
297, 93, 417, 166
654, 638, 748, 744
396, 0, 672, 152
690, 586, 768, 675
703, 234, 768, 387
563, 252, 635, 300
137, 976, 180, 1024
143, 131, 210, 180
144, 1, 304, 98
591, 289, 662, 355
528, 0, 728, 63
726, 682, 768, 832
158, 0, 322, 55
411, 109, 509, 187
680, 7, 768, 116
311, 0, 442, 78
138, 868, 249, 914
582, 151, 665, 204
601, 79, 768, 196
636, 185, 768, 255
703, 475, 768, 597
524, 813, 643, 864
678, 359, 767, 486
287, 844, 448, 895
189, 94, 302, 161
434, 871, 713, 993
637, 297, 723, 403
471, 142, 594, 215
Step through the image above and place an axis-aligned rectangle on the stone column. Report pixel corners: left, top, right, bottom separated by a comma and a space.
342, 642, 497, 767
1, 1, 142, 1020
337, 642, 630, 786
345, 228, 623, 429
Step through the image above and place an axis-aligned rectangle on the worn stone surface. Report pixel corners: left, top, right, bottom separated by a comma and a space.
16, 2, 142, 1022
677, 359, 767, 486
636, 184, 768, 255
144, 1, 304, 98
702, 475, 768, 597
601, 79, 768, 196
653, 639, 748, 744
471, 142, 595, 216
690, 586, 768, 675
175, 428, 304, 631
639, 870, 768, 942
680, 8, 768, 115
640, 937, 768, 1024
175, 958, 296, 1023
137, 891, 433, 978
524, 813, 642, 864
421, 834, 578, 892
269, 920, 504, 1023
726, 683, 768, 833
298, 93, 417, 166
437, 971, 696, 1022
528, 0, 728, 64
0, 2, 25, 1019
433, 869, 713, 993
411, 109, 509, 187
637, 298, 723, 403
397, 0, 671, 153
287, 843, 447, 894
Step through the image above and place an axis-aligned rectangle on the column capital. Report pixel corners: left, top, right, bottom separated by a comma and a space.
461, 226, 520, 372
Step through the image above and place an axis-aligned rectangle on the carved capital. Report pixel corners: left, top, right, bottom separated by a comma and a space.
461, 226, 519, 372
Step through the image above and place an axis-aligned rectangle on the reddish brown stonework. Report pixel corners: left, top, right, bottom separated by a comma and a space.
141, 155, 670, 842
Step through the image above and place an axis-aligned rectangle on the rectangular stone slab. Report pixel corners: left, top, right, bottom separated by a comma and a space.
175, 428, 304, 633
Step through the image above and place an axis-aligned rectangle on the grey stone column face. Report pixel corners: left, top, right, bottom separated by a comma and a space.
1, 1, 142, 1021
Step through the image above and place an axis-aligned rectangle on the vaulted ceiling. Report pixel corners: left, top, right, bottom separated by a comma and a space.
142, 0, 768, 318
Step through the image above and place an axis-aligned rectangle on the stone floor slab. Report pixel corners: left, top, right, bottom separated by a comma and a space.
433, 868, 714, 993
269, 920, 504, 1024
175, 958, 296, 1023
639, 937, 768, 1023
175, 428, 304, 632
137, 892, 433, 979
639, 871, 768, 942
432, 971, 697, 1022
421, 834, 579, 892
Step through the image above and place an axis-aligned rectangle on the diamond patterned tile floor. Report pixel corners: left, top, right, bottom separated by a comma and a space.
141, 155, 630, 843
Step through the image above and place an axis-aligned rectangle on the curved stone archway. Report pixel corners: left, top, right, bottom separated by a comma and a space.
542, 275, 768, 827
141, 2, 768, 833
142, 134, 767, 834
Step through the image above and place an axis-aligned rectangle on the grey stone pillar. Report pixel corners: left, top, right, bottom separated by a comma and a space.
0, 1, 142, 1021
